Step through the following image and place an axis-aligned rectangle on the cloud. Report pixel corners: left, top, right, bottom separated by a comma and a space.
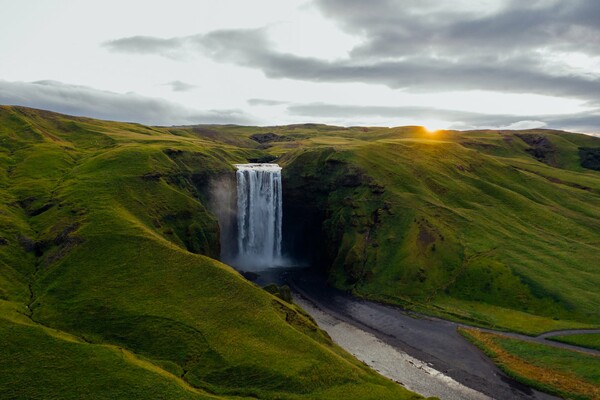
286, 102, 600, 134
0, 80, 253, 125
165, 80, 198, 92
103, 35, 186, 59
1, 79, 598, 134
315, 0, 600, 58
105, 22, 600, 102
544, 110, 600, 134
496, 120, 547, 130
99, 2, 600, 131
247, 98, 290, 106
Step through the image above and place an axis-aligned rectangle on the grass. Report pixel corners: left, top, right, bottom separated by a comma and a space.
1, 105, 599, 397
550, 334, 600, 351
0, 106, 420, 400
460, 328, 600, 400
0, 312, 217, 400
279, 128, 600, 334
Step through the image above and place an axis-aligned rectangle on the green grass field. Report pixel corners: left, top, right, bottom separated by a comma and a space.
0, 106, 421, 400
1, 105, 599, 397
276, 127, 600, 334
460, 328, 600, 400
550, 333, 600, 351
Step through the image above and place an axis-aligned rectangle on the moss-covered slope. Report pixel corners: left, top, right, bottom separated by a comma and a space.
275, 127, 600, 334
0, 106, 419, 400
1, 105, 598, 397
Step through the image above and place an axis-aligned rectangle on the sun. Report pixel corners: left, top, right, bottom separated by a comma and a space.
422, 121, 447, 134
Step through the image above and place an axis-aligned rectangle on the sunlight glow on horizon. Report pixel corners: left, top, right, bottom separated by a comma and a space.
422, 121, 448, 133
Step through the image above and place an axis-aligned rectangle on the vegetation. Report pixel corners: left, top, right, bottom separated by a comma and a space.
1, 105, 599, 397
550, 333, 600, 351
0, 106, 420, 399
460, 328, 600, 400
275, 127, 600, 334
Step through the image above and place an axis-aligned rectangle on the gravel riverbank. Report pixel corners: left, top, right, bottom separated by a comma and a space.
295, 295, 491, 400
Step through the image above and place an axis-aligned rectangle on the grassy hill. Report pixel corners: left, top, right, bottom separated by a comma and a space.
0, 106, 420, 400
171, 122, 600, 334
1, 105, 599, 398
460, 328, 600, 400
278, 127, 600, 334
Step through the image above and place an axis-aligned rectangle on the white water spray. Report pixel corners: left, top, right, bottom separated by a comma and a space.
234, 163, 283, 268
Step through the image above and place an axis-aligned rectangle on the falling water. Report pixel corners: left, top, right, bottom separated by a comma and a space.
234, 163, 282, 268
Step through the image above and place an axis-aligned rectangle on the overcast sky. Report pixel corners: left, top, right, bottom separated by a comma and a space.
1, 0, 600, 134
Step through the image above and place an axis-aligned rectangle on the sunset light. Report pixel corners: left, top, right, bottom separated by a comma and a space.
422, 122, 446, 134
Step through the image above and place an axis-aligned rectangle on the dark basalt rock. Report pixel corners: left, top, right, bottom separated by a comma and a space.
248, 154, 277, 163
579, 147, 600, 171
516, 134, 557, 166
250, 132, 291, 144
142, 172, 162, 181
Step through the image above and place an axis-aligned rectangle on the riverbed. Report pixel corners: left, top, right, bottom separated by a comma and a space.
253, 268, 559, 400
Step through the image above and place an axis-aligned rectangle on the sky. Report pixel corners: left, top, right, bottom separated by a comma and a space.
1, 0, 600, 134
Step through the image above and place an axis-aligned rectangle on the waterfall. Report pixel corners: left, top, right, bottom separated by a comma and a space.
234, 163, 282, 268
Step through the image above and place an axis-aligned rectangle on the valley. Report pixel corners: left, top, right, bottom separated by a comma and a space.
0, 105, 599, 399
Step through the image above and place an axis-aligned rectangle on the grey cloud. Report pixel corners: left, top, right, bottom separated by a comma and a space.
103, 36, 186, 58
316, 0, 600, 58
287, 103, 482, 120
247, 98, 290, 106
0, 80, 253, 126
165, 80, 198, 92
544, 111, 600, 133
105, 26, 600, 101
287, 102, 600, 135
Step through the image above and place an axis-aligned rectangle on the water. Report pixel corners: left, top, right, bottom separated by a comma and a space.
234, 163, 283, 268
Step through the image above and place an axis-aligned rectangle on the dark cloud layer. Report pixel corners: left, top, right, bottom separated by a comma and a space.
0, 80, 252, 126
316, 0, 600, 58
104, 1, 600, 103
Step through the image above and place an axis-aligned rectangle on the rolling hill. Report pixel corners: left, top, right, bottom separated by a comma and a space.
0, 106, 420, 400
1, 104, 599, 398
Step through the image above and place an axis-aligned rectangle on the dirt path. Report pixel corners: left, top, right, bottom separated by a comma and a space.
537, 329, 600, 339
469, 327, 600, 356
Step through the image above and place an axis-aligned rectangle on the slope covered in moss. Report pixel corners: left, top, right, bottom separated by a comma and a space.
144, 120, 600, 334
273, 126, 600, 334
1, 105, 599, 397
0, 106, 420, 400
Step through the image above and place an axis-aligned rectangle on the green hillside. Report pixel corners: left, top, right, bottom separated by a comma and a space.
0, 106, 420, 400
278, 127, 600, 334
171, 122, 600, 334
1, 105, 599, 398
